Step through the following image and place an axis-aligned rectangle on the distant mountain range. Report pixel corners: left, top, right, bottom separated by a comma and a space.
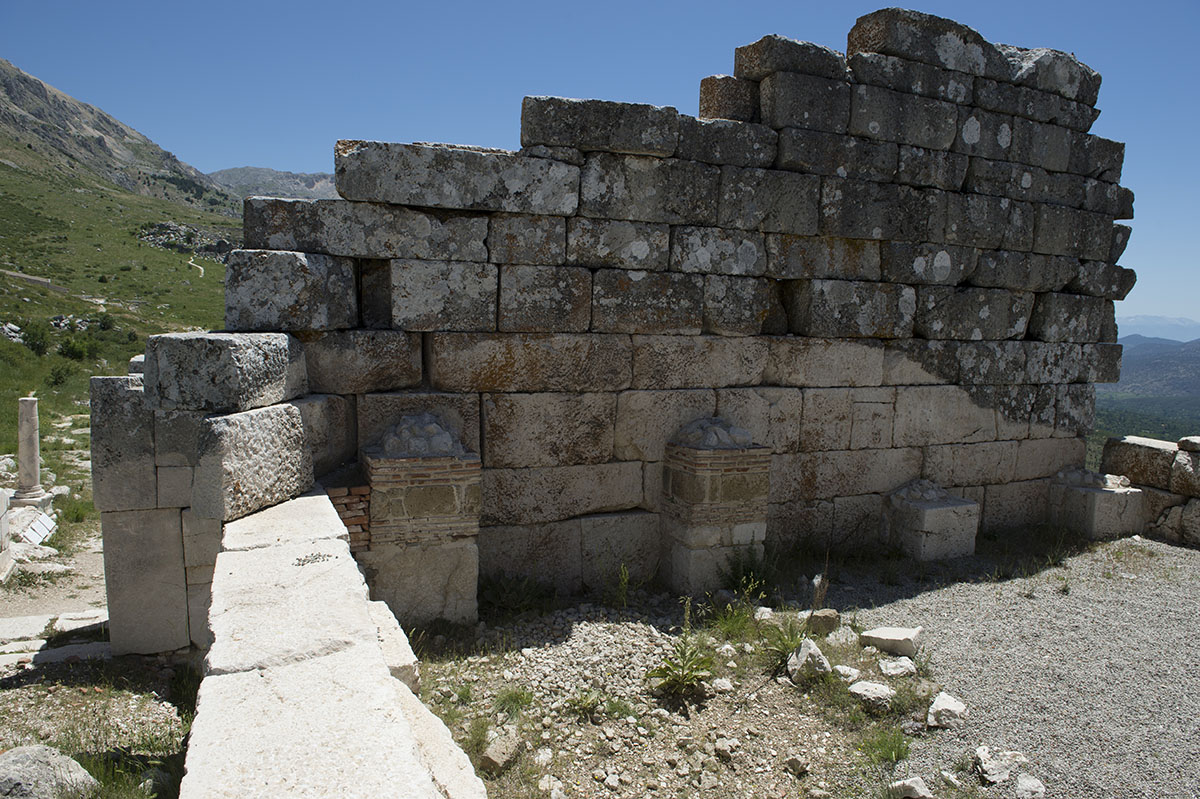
208, 166, 337, 200
1116, 315, 1200, 342
1105, 334, 1200, 397
0, 57, 238, 214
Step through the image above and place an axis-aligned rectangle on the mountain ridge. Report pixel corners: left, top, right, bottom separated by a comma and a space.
208, 166, 337, 200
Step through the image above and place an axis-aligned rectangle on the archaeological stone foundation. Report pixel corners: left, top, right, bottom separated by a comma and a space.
86, 8, 1162, 794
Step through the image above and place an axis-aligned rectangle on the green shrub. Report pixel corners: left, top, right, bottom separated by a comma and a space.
45, 361, 73, 387
646, 635, 713, 698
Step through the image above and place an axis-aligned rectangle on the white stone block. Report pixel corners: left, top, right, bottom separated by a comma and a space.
221, 488, 348, 552
101, 509, 188, 655
1049, 481, 1144, 540
367, 601, 419, 693
887, 482, 979, 560
715, 387, 803, 454
302, 331, 422, 395
356, 539, 478, 627
481, 462, 643, 526
859, 626, 922, 657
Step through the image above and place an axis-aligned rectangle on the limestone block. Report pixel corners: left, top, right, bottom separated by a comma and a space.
847, 9, 1010, 79
566, 217, 669, 271
335, 141, 579, 215
703, 275, 771, 336
154, 409, 204, 467
579, 153, 719, 225
881, 242, 977, 285
765, 337, 884, 387
1170, 451, 1200, 498
144, 332, 306, 414
882, 339, 959, 385
893, 385, 997, 446
290, 394, 356, 476
225, 250, 356, 332
953, 108, 1015, 161
914, 286, 1034, 340
1049, 480, 1144, 540
850, 390, 896, 450
520, 144, 585, 165
895, 145, 967, 190
955, 341, 1027, 384
498, 264, 591, 332
800, 388, 853, 451
1054, 385, 1095, 438
1181, 500, 1200, 546
784, 279, 915, 339
101, 508, 188, 655
520, 96, 679, 156
193, 404, 314, 522
366, 601, 419, 692
886, 482, 979, 560
981, 479, 1049, 532
482, 392, 615, 468
765, 235, 880, 281
715, 387, 803, 454
613, 390, 716, 462
989, 383, 1056, 440
775, 129, 897, 182
759, 72, 850, 133
848, 84, 957, 150
676, 116, 777, 168
182, 647, 447, 799
770, 448, 922, 503
944, 194, 1033, 251
717, 166, 819, 235
481, 462, 643, 526
967, 250, 1073, 293
1023, 341, 1084, 384
182, 510, 222, 569
963, 157, 1049, 203
301, 330, 421, 394
832, 494, 886, 549
1081, 342, 1122, 384
487, 213, 566, 265
243, 197, 488, 262
157, 466, 193, 508
1067, 261, 1136, 301
591, 269, 703, 334
360, 259, 495, 332
358, 393, 480, 455
1010, 118, 1072, 172
1031, 205, 1113, 260
1027, 292, 1112, 342
187, 582, 213, 650
662, 541, 763, 596
357, 539, 479, 626
630, 335, 767, 389
924, 441, 1018, 486
428, 333, 631, 392
1015, 437, 1085, 481
1140, 488, 1188, 537
1069, 134, 1124, 182
1003, 44, 1102, 105
90, 376, 156, 512
734, 34, 847, 81
580, 511, 661, 591
390, 686, 488, 799
220, 487, 349, 552
847, 52, 972, 105
767, 499, 834, 549
699, 75, 759, 122
478, 521, 583, 594
819, 178, 942, 242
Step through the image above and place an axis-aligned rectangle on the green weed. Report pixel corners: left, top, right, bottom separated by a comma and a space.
858, 725, 910, 766
494, 686, 533, 717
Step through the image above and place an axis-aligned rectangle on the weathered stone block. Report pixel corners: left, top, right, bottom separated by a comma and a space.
735, 34, 847, 81
1015, 437, 1085, 481
1170, 451, 1200, 498
847, 52, 972, 105
1054, 384, 1096, 438
479, 521, 582, 594
924, 440, 1018, 486
361, 539, 480, 627
1010, 118, 1072, 172
963, 157, 1049, 203
358, 393, 480, 455
703, 275, 771, 336
521, 144, 585, 165
775, 129, 897, 182
700, 75, 759, 122
487, 213, 566, 265
290, 394, 356, 477
967, 250, 1073, 293
953, 108, 1014, 161
661, 541, 763, 596
944, 194, 1033, 251
981, 479, 1050, 532
360, 259, 496, 332
156, 466, 193, 508
567, 217, 669, 271
676, 116, 777, 168
819, 178, 942, 242
718, 166, 820, 235
1031, 205, 1113, 260
895, 145, 967, 190
799, 388, 854, 451
498, 264, 591, 332
631, 335, 767, 389
771, 448, 922, 503
335, 141, 579, 215
592, 269, 704, 334
784, 279, 916, 339
759, 72, 850, 133
91, 376, 156, 512
765, 337, 884, 387
668, 225, 766, 276
482, 392, 615, 468
848, 84, 957, 150
225, 250, 356, 333
242, 197, 488, 262
1066, 261, 1136, 301
102, 508, 188, 655
956, 341, 1027, 384
1002, 44, 1102, 105
144, 333, 306, 414
520, 96, 679, 156
428, 333, 631, 392
182, 509, 222, 570
715, 387, 804, 454
848, 8, 1010, 79
301, 330, 421, 394
1101, 436, 1177, 489
580, 512, 661, 591
990, 383, 1056, 439
1023, 341, 1084, 384
893, 385, 997, 446
481, 462, 643, 526
1069, 133, 1124, 182
1049, 479, 1144, 540
1081, 342, 1122, 384
1027, 293, 1113, 343
765, 235, 880, 280
914, 286, 1033, 340
881, 242, 977, 285
580, 153, 719, 225
881, 339, 959, 385
613, 390, 716, 461
886, 482, 979, 560
193, 404, 314, 522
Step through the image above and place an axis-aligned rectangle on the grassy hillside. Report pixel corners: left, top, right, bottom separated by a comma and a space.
1087, 395, 1200, 469
0, 128, 235, 455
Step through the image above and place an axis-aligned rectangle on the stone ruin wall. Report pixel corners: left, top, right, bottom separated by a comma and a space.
90, 8, 1135, 656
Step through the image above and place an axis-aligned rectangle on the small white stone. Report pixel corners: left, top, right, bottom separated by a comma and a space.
848, 680, 895, 710
1015, 773, 1046, 798
833, 665, 860, 683
927, 691, 968, 728
711, 677, 734, 693
860, 626, 922, 657
787, 639, 831, 680
888, 776, 935, 798
879, 656, 917, 677
975, 746, 1028, 784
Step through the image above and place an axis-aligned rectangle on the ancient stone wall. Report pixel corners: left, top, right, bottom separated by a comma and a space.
91, 8, 1136, 651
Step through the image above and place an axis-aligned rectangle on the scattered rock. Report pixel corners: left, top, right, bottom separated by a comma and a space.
801, 608, 840, 635
538, 774, 563, 793
783, 756, 809, 777
0, 745, 99, 799
833, 664, 860, 683
533, 747, 553, 767
879, 656, 917, 677
940, 770, 962, 788
927, 691, 968, 728
860, 626, 923, 657
754, 606, 774, 621
710, 677, 734, 693
975, 746, 1028, 784
787, 638, 831, 681
480, 730, 522, 774
8, 542, 58, 563
1015, 773, 1046, 798
826, 626, 858, 646
848, 680, 896, 710
888, 775, 935, 798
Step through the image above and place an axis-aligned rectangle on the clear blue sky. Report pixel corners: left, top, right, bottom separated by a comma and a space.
2, 0, 1196, 318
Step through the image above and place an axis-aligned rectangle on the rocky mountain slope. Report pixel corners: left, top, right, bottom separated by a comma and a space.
208, 166, 337, 200
0, 57, 237, 214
